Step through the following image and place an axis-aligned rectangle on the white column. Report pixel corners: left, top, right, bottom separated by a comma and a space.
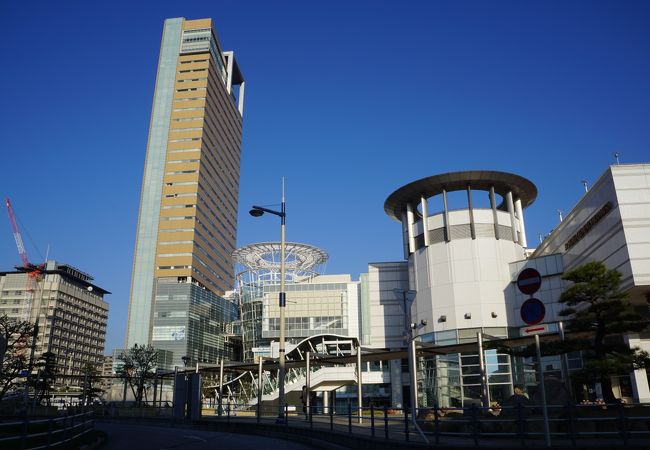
401, 211, 410, 259
406, 203, 416, 253
442, 189, 450, 242
489, 186, 499, 239
238, 81, 245, 116
514, 198, 527, 248
420, 196, 430, 246
466, 185, 476, 240
506, 191, 518, 243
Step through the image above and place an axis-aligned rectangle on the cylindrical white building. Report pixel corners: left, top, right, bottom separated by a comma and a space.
385, 171, 537, 337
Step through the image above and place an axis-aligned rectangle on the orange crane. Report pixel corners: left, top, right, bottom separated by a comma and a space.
4, 198, 42, 318
4, 197, 44, 392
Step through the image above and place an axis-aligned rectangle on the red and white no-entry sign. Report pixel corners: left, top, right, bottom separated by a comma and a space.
516, 268, 542, 295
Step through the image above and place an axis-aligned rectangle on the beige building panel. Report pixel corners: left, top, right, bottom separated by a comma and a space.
158, 219, 195, 229
165, 154, 200, 163
162, 185, 199, 196
168, 129, 203, 139
172, 99, 206, 109
183, 18, 212, 29
167, 142, 201, 151
163, 173, 199, 182
155, 268, 193, 278
170, 119, 204, 129
175, 80, 208, 89
164, 161, 199, 171
171, 110, 205, 120
177, 62, 210, 72
178, 60, 210, 69
159, 210, 196, 220
158, 231, 194, 241
156, 243, 193, 253
156, 254, 193, 265
161, 198, 197, 209
174, 89, 207, 99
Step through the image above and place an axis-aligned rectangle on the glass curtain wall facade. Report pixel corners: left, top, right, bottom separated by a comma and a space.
419, 328, 514, 408
151, 281, 239, 367
262, 283, 350, 339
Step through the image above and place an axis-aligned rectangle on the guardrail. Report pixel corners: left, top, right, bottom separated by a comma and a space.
0, 411, 94, 449
73, 400, 650, 447
199, 401, 650, 447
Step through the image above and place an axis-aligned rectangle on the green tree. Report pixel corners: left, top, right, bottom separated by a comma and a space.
117, 344, 158, 406
79, 363, 104, 406
0, 315, 36, 401
559, 261, 649, 403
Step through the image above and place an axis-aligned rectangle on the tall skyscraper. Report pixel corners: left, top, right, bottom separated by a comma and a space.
126, 17, 245, 358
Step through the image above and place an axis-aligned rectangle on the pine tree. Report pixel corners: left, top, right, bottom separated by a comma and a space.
559, 261, 649, 403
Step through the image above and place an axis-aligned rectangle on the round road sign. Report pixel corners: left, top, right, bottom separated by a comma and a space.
520, 298, 545, 325
517, 268, 542, 295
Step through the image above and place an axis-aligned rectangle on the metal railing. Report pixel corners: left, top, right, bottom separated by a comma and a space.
54, 399, 650, 447
0, 411, 94, 449
198, 401, 650, 447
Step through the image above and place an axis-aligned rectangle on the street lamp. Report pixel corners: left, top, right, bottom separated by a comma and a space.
394, 289, 418, 419
249, 187, 286, 422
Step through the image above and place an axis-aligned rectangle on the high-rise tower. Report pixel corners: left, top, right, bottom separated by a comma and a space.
126, 18, 244, 352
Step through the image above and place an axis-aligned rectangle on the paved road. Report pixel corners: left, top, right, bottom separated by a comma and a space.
96, 422, 316, 450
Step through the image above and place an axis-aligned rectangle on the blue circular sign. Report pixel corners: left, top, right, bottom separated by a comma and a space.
520, 298, 545, 325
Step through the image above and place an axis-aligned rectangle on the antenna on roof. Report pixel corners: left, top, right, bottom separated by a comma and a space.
613, 152, 621, 165
557, 209, 564, 222
581, 180, 589, 193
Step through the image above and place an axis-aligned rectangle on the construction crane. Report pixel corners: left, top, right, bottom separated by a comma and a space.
4, 197, 42, 320
5, 197, 31, 269
4, 197, 44, 397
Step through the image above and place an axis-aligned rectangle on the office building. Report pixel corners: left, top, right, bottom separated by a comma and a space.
528, 163, 650, 402
382, 166, 650, 406
126, 17, 245, 362
0, 261, 109, 387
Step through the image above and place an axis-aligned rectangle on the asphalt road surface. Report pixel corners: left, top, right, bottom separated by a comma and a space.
96, 422, 316, 450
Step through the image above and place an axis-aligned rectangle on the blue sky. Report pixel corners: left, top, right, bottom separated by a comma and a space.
1, 1, 648, 354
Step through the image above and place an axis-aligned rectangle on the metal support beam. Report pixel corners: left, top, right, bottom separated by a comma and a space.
535, 334, 552, 447
357, 347, 362, 424
477, 332, 489, 408
467, 185, 476, 239
489, 186, 499, 239
420, 196, 430, 246
506, 191, 518, 243
442, 189, 450, 242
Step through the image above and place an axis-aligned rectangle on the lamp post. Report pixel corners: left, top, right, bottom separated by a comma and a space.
394, 288, 429, 444
394, 289, 418, 419
250, 185, 286, 422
